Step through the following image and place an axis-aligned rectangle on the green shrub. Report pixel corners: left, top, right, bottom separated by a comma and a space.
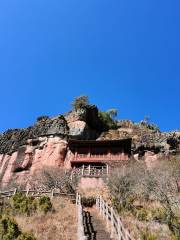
0, 216, 37, 240
98, 111, 117, 130
11, 193, 37, 216
171, 216, 180, 239
106, 109, 118, 120
141, 229, 157, 240
135, 208, 149, 221
71, 95, 89, 110
0, 216, 20, 240
17, 233, 36, 240
37, 196, 52, 214
151, 207, 167, 223
37, 116, 49, 122
11, 193, 52, 215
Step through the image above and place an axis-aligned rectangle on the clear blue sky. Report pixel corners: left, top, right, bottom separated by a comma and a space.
0, 0, 179, 133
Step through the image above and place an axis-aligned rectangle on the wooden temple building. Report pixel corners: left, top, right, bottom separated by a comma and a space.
68, 139, 132, 169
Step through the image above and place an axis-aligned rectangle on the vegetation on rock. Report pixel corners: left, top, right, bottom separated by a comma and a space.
36, 116, 49, 122
98, 111, 117, 130
106, 108, 118, 120
71, 95, 89, 110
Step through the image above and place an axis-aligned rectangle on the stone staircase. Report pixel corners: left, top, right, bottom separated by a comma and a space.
83, 208, 111, 240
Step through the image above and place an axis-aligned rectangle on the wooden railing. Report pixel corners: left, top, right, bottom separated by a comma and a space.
76, 193, 87, 240
96, 196, 134, 240
0, 189, 75, 200
71, 165, 109, 179
73, 153, 128, 161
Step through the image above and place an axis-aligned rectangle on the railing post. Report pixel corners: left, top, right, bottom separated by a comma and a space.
70, 172, 73, 181
79, 194, 81, 205
76, 193, 79, 206
51, 189, 54, 199
100, 196, 102, 215
26, 188, 29, 197
106, 202, 109, 228
102, 200, 105, 219
13, 188, 17, 195
96, 197, 99, 209
110, 207, 114, 238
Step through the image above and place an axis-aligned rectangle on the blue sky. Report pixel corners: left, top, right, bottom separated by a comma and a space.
0, 0, 179, 133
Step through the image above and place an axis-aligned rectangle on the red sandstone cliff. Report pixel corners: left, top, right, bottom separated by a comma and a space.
0, 106, 103, 188
0, 107, 179, 188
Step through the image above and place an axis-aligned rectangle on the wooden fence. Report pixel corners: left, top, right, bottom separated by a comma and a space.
96, 196, 134, 240
0, 189, 75, 200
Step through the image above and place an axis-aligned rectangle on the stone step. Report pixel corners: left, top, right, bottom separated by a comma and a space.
83, 208, 111, 240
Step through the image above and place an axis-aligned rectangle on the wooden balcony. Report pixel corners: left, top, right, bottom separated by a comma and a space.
71, 165, 109, 178
71, 153, 129, 162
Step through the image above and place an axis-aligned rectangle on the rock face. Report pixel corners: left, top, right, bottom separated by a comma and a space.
0, 136, 68, 188
0, 109, 179, 188
98, 121, 180, 158
0, 115, 69, 155
65, 106, 103, 139
0, 106, 104, 188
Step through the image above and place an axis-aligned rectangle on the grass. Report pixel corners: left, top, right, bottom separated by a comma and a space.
15, 197, 77, 240
119, 201, 176, 240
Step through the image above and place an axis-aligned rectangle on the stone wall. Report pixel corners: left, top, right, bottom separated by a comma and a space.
78, 177, 106, 190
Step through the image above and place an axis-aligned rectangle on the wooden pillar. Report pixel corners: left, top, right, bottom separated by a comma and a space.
88, 144, 91, 159
106, 164, 109, 175
88, 165, 91, 175
82, 165, 84, 175
75, 150, 78, 161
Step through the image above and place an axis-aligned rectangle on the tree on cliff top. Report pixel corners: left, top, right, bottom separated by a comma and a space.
106, 108, 118, 120
71, 95, 89, 111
